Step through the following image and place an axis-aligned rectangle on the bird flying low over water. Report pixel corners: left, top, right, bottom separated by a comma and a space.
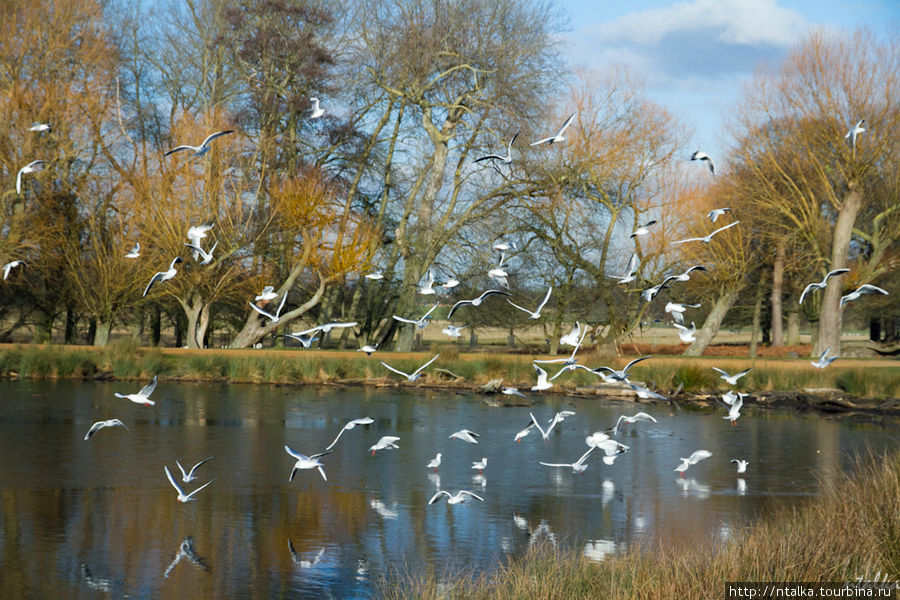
16, 160, 45, 195
380, 354, 440, 382
474, 131, 519, 164
610, 412, 657, 435
530, 114, 575, 147
798, 269, 850, 304
369, 436, 400, 454
712, 367, 752, 386
539, 446, 595, 474
115, 375, 158, 406
530, 363, 553, 392
84, 419, 128, 440
592, 356, 652, 383
325, 417, 375, 451
177, 457, 215, 483
731, 459, 749, 474
840, 283, 889, 308
143, 257, 183, 297
674, 450, 712, 476
284, 446, 331, 481
449, 429, 480, 444
529, 410, 575, 440
164, 130, 234, 157
690, 150, 715, 175
164, 465, 215, 502
428, 489, 484, 505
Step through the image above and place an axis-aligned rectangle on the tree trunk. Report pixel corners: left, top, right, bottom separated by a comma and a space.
770, 241, 785, 346
684, 286, 742, 357
181, 292, 210, 349
229, 278, 329, 348
33, 310, 54, 344
749, 278, 765, 358
93, 320, 112, 346
64, 305, 77, 344
815, 186, 863, 356
151, 305, 161, 347
394, 262, 424, 352
786, 309, 800, 345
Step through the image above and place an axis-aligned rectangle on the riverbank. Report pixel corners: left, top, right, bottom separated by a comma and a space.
380, 448, 900, 600
0, 342, 898, 414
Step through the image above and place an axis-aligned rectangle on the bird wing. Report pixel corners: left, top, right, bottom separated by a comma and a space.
379, 361, 410, 379
711, 220, 739, 237
139, 375, 158, 398
84, 422, 103, 440
188, 456, 215, 478
428, 491, 450, 505
459, 490, 484, 502
633, 412, 657, 423
248, 301, 276, 320
506, 299, 535, 315
422, 303, 440, 319
555, 113, 575, 137
670, 236, 704, 245
529, 412, 548, 438
539, 461, 575, 468
734, 368, 753, 379
142, 272, 166, 297
184, 478, 215, 500
447, 299, 471, 319
623, 355, 652, 373
535, 287, 553, 312
392, 316, 418, 324
412, 354, 440, 377
529, 136, 554, 147
825, 268, 850, 280
478, 289, 512, 301
857, 284, 889, 296
164, 465, 185, 496
711, 367, 730, 378
284, 445, 309, 461
200, 130, 234, 148
163, 145, 196, 157
798, 282, 818, 305
473, 153, 506, 163
625, 254, 638, 277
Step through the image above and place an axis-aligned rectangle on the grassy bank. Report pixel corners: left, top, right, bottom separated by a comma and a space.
382, 450, 900, 600
0, 341, 897, 398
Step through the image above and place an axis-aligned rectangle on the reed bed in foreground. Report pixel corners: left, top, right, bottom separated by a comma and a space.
0, 344, 896, 398
381, 450, 900, 600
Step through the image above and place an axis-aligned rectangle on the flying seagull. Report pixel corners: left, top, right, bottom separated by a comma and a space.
27, 122, 51, 133
449, 429, 480, 444
255, 285, 278, 302
560, 323, 582, 347
840, 283, 889, 308
798, 269, 850, 304
613, 254, 639, 285
16, 160, 45, 195
2, 260, 25, 280
114, 375, 158, 406
529, 410, 576, 440
610, 412, 657, 435
666, 265, 708, 284
665, 302, 700, 326
539, 446, 596, 474
428, 490, 484, 505
393, 303, 439, 329
630, 220, 657, 238
674, 450, 712, 476
248, 291, 288, 323
530, 363, 553, 391
308, 97, 324, 119
707, 208, 732, 222
143, 257, 183, 297
844, 119, 865, 151
448, 289, 511, 319
184, 240, 217, 265
811, 347, 838, 369
357, 343, 378, 356
125, 242, 140, 259
164, 465, 215, 502
325, 417, 375, 451
365, 271, 384, 280
369, 436, 400, 455
474, 131, 519, 164
176, 457, 215, 483
592, 356, 652, 383
507, 286, 552, 319
441, 324, 468, 338
284, 445, 331, 481
418, 270, 436, 295
530, 114, 575, 147
731, 459, 749, 474
690, 150, 715, 175
487, 251, 510, 288
164, 130, 234, 157
721, 394, 743, 426
380, 354, 440, 382
84, 419, 128, 440
712, 367, 753, 386
672, 321, 696, 343
670, 221, 740, 245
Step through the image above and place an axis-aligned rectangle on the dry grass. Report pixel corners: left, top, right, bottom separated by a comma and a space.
381, 450, 900, 599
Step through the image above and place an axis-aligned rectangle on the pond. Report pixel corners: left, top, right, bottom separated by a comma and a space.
0, 380, 897, 598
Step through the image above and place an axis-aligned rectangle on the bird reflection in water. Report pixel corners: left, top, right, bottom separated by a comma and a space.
288, 540, 325, 568
80, 563, 113, 593
163, 537, 211, 579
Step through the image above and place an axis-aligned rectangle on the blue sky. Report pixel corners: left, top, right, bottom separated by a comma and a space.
562, 0, 898, 168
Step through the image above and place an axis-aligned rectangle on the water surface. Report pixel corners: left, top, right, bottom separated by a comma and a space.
0, 380, 896, 598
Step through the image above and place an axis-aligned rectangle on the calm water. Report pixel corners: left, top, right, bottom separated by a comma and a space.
0, 380, 897, 598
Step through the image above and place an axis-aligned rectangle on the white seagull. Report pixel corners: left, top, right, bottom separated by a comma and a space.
357, 343, 378, 355
426, 453, 442, 472
630, 220, 657, 238
535, 327, 588, 367
317, 321, 357, 334
448, 290, 511, 319
369, 436, 400, 455
125, 242, 140, 259
674, 450, 712, 476
670, 221, 740, 245
325, 417, 375, 451
610, 412, 657, 435
393, 303, 439, 329
176, 457, 215, 483
501, 386, 527, 398
27, 122, 51, 132
474, 131, 519, 164
585, 433, 630, 465
365, 271, 384, 280
16, 160, 46, 195
442, 324, 468, 338
559, 323, 581, 347
844, 119, 865, 150
840, 284, 889, 308
722, 394, 743, 426
164, 130, 234, 157
308, 97, 324, 119
164, 465, 215, 502
471, 458, 488, 473
531, 363, 553, 391
811, 347, 838, 369
592, 355, 653, 382
284, 445, 331, 481
539, 446, 595, 474
628, 383, 667, 400
84, 419, 128, 440
722, 390, 744, 406
613, 253, 639, 285
514, 422, 535, 442
3, 260, 26, 280
712, 367, 753, 386
184, 240, 218, 265
186, 224, 214, 260
690, 150, 715, 175
142, 257, 183, 297
665, 302, 700, 326
380, 354, 440, 382
449, 429, 480, 444
277, 328, 319, 348
428, 490, 484, 505
255, 285, 278, 302
707, 208, 732, 222
114, 375, 158, 406
418, 270, 436, 295
673, 321, 696, 343
530, 113, 575, 147
529, 410, 575, 440
442, 276, 460, 289
731, 459, 749, 474
487, 252, 510, 288
507, 286, 552, 319
492, 240, 516, 252
666, 265, 708, 284
798, 269, 850, 304
248, 292, 288, 323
